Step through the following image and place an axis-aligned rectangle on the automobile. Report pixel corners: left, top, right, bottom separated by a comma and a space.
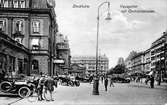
111, 77, 130, 83
0, 79, 35, 98
75, 76, 93, 83
58, 75, 80, 87
69, 76, 80, 86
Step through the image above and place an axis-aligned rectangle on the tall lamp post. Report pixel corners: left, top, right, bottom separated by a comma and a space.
92, 1, 111, 95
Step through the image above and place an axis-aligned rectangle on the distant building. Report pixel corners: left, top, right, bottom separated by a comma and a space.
69, 63, 86, 76
0, 0, 58, 76
71, 55, 109, 74
117, 57, 125, 65
54, 33, 71, 75
125, 51, 138, 71
131, 52, 145, 74
125, 51, 150, 74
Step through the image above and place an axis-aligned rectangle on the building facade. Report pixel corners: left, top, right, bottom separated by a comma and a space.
125, 31, 167, 79
130, 52, 145, 74
143, 49, 151, 72
150, 32, 167, 79
71, 55, 109, 74
69, 63, 86, 77
125, 51, 151, 74
0, 0, 58, 77
54, 33, 71, 75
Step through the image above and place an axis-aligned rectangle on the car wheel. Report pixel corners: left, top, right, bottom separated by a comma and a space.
76, 81, 80, 87
0, 81, 12, 92
69, 81, 74, 86
18, 86, 31, 98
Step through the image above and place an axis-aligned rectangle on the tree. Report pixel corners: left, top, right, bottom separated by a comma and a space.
113, 64, 126, 74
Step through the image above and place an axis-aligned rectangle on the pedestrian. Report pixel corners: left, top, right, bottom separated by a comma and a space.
150, 75, 154, 88
37, 76, 45, 101
145, 76, 150, 85
109, 77, 114, 87
104, 77, 108, 91
101, 76, 104, 84
44, 76, 56, 101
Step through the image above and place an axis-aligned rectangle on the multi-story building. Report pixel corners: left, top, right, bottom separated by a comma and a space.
0, 0, 58, 77
125, 50, 151, 74
150, 32, 167, 78
54, 33, 71, 75
143, 49, 151, 72
69, 63, 86, 76
125, 31, 167, 80
71, 55, 109, 74
130, 52, 145, 74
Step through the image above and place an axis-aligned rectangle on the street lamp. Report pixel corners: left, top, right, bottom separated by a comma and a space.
92, 1, 111, 95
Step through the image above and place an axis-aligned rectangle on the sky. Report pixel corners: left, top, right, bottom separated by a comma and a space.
54, 0, 167, 68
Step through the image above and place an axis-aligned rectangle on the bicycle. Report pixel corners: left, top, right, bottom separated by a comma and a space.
27, 82, 38, 102
43, 87, 54, 101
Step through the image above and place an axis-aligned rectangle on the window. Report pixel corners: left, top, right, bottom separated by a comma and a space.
15, 20, 23, 32
19, 0, 25, 8
0, 0, 8, 7
4, 0, 8, 7
32, 21, 40, 33
31, 38, 40, 50
13, 0, 18, 8
0, 20, 5, 32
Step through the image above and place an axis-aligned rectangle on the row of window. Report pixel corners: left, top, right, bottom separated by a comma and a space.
0, 0, 26, 8
0, 19, 41, 34
0, 19, 42, 49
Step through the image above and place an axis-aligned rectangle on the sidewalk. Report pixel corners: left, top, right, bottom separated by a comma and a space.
129, 81, 167, 90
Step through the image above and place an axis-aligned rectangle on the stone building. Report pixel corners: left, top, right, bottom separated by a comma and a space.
0, 0, 58, 77
69, 63, 86, 76
71, 55, 109, 74
125, 31, 167, 79
125, 51, 150, 74
54, 33, 71, 75
150, 31, 167, 79
143, 49, 151, 72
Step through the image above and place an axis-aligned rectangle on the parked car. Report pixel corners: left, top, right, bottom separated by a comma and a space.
0, 79, 35, 98
111, 77, 130, 83
76, 76, 93, 83
58, 75, 80, 87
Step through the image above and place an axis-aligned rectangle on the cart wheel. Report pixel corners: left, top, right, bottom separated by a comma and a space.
18, 86, 31, 98
0, 81, 12, 92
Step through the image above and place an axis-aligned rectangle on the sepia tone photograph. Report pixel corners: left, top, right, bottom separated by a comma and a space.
0, 0, 167, 105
